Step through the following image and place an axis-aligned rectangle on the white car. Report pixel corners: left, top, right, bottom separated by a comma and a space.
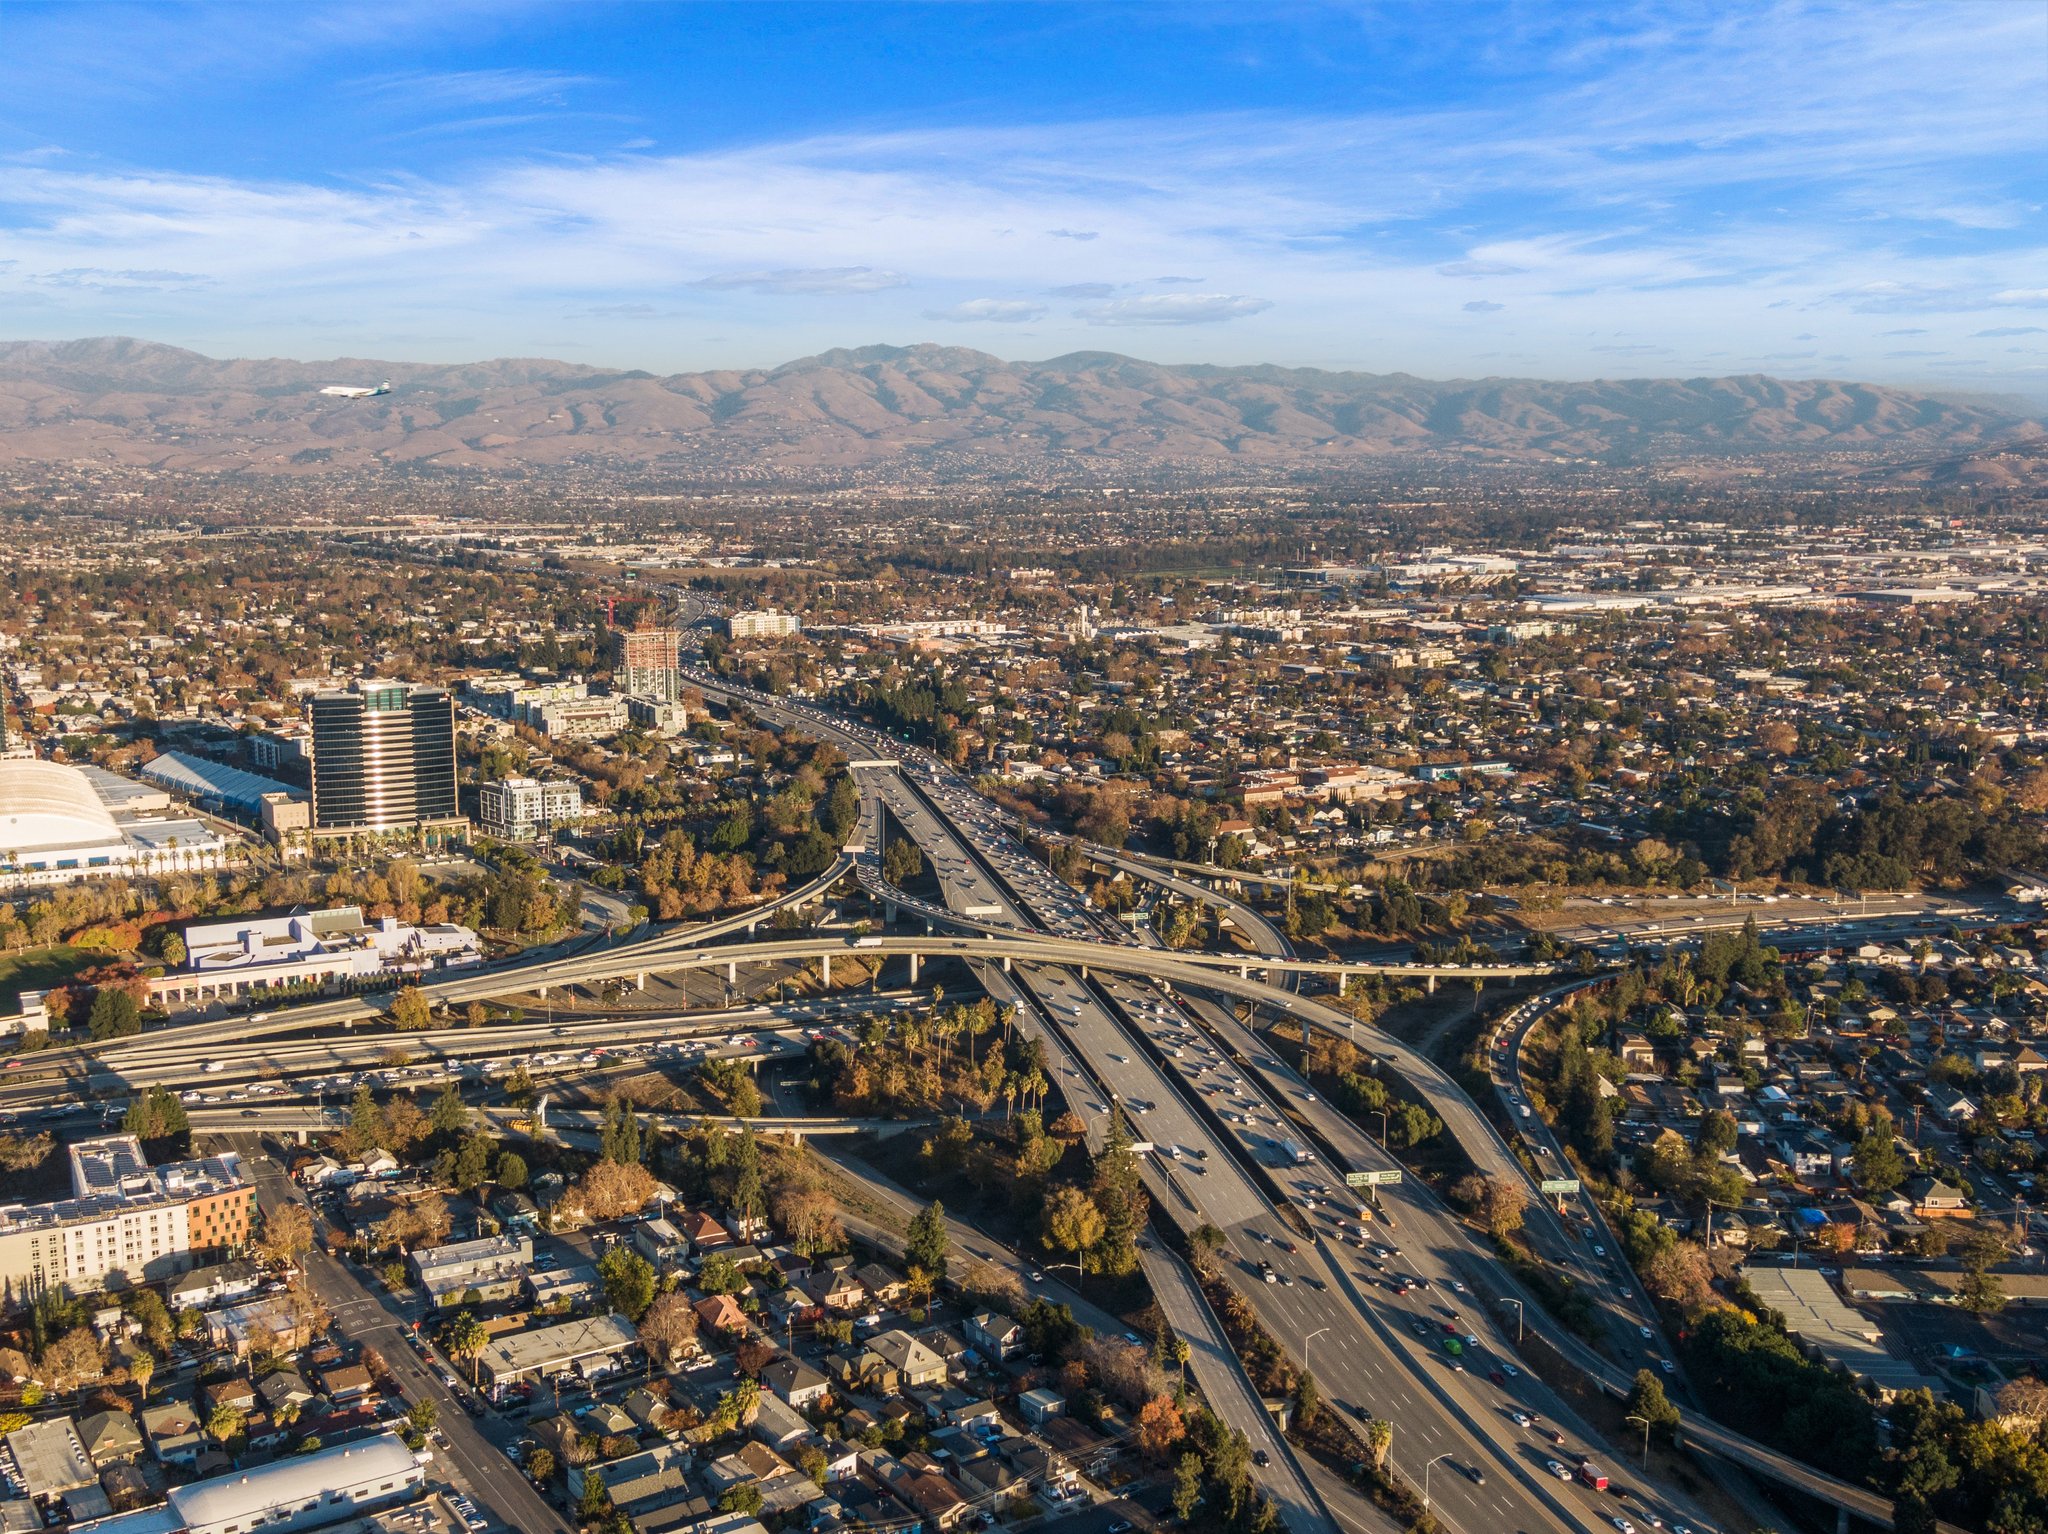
1547, 1461, 1572, 1480
1640, 1325, 1653, 1339
1613, 1521, 1635, 1534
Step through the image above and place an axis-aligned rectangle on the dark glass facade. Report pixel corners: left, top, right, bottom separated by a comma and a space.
309, 685, 458, 831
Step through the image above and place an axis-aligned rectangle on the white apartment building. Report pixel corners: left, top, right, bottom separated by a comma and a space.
0, 1137, 251, 1304
727, 610, 803, 640
477, 776, 587, 839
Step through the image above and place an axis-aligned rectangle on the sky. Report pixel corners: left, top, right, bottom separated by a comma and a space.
1, 1, 2045, 395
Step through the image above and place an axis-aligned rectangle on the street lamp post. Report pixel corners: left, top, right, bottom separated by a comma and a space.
1498, 1297, 1523, 1343
1423, 1452, 1453, 1512
1302, 1326, 1329, 1384
1375, 1109, 1389, 1147
1626, 1414, 1651, 1470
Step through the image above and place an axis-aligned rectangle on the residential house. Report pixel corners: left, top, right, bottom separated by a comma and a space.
870, 1330, 946, 1389
963, 1311, 1022, 1362
763, 1354, 830, 1410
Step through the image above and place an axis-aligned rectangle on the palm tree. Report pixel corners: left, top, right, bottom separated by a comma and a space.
447, 1310, 489, 1388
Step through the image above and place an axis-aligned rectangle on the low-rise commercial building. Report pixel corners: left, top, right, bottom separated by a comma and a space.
409, 1234, 531, 1308
477, 1314, 638, 1390
152, 905, 482, 1008
75, 1432, 424, 1534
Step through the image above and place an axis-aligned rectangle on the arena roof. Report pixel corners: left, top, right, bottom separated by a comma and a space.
0, 758, 122, 852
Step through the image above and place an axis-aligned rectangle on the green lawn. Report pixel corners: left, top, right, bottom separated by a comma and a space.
0, 944, 102, 1010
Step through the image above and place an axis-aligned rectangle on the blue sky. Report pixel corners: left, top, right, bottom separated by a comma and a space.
1, 1, 2044, 394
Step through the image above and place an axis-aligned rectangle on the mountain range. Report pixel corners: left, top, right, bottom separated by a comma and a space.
0, 337, 2039, 480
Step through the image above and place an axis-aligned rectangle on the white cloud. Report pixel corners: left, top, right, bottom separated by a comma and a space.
924, 298, 1046, 323
690, 268, 905, 295
1074, 294, 1272, 326
1463, 299, 1504, 313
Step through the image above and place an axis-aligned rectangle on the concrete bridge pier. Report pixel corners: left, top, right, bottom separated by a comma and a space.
885, 901, 899, 925
726, 960, 738, 985
1836, 1509, 1848, 1534
909, 952, 922, 984
821, 954, 833, 985
1001, 955, 1012, 973
747, 918, 760, 935
1426, 974, 1437, 995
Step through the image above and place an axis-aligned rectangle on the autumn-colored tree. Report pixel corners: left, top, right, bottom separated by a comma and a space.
1643, 1242, 1719, 1316
256, 1202, 314, 1271
391, 987, 433, 1031
1136, 1395, 1186, 1459
637, 1291, 700, 1368
575, 1159, 657, 1221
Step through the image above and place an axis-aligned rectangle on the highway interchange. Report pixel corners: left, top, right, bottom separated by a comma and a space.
36, 668, 1996, 1534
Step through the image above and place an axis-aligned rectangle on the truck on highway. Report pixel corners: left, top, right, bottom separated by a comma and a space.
1577, 1463, 1609, 1491
1275, 1138, 1314, 1165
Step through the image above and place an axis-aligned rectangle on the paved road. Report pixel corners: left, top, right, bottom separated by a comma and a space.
232, 1144, 573, 1534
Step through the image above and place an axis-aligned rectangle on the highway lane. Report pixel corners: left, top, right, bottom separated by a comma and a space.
868, 753, 1593, 1534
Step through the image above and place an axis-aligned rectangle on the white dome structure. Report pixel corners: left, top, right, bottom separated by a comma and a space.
0, 758, 121, 852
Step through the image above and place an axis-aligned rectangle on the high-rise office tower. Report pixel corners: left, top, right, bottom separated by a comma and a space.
309, 681, 459, 833
609, 625, 683, 701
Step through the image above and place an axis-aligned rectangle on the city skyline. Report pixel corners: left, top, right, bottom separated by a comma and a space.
0, 2, 2043, 398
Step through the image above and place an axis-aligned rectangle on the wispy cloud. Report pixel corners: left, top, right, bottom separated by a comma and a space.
348, 68, 597, 108
1074, 294, 1271, 326
1463, 299, 1504, 313
690, 268, 905, 296
924, 298, 1046, 323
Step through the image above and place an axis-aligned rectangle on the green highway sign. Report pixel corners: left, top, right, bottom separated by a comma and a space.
1540, 1178, 1582, 1195
1347, 1169, 1403, 1188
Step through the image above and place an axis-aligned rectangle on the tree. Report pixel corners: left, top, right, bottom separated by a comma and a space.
1644, 1242, 1719, 1316
696, 1251, 745, 1297
447, 1310, 488, 1386
1855, 1129, 1906, 1196
88, 988, 142, 1041
454, 1133, 494, 1192
773, 1187, 845, 1256
574, 1159, 656, 1221
638, 1291, 700, 1366
598, 1246, 657, 1321
1959, 1228, 2009, 1315
525, 1446, 558, 1486
40, 1327, 104, 1392
256, 1202, 314, 1271
1365, 1417, 1393, 1473
494, 1151, 528, 1189
391, 987, 433, 1032
205, 1401, 246, 1448
122, 1086, 189, 1144
1136, 1395, 1186, 1459
1293, 1369, 1320, 1428
1452, 1174, 1525, 1238
600, 1096, 643, 1165
906, 1200, 950, 1280
1173, 1453, 1204, 1520
1043, 1185, 1106, 1275
1626, 1368, 1681, 1438
428, 1082, 469, 1138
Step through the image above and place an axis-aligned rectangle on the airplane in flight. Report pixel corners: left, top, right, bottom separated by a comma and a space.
319, 379, 391, 399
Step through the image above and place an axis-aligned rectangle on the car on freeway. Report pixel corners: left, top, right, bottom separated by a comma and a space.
1511, 1411, 1532, 1427
1252, 1449, 1270, 1467
1639, 1325, 1653, 1339
1613, 1521, 1636, 1534
1595, 1244, 1607, 1256
1547, 1461, 1572, 1480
